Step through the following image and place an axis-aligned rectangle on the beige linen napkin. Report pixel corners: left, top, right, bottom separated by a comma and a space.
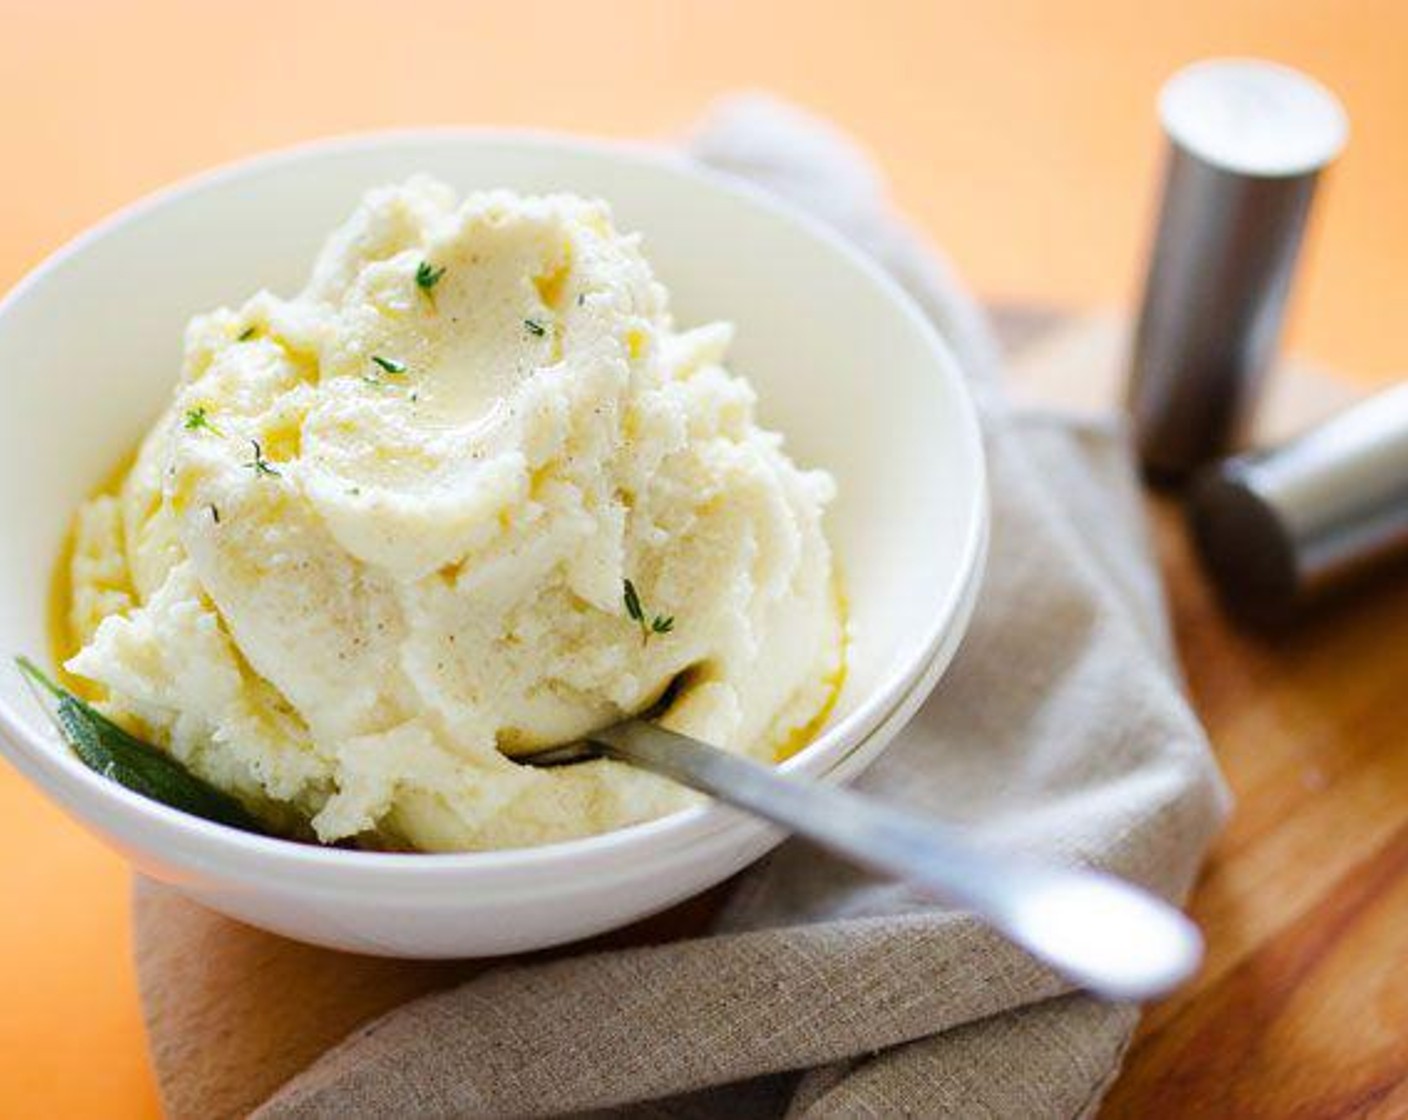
219, 96, 1230, 1117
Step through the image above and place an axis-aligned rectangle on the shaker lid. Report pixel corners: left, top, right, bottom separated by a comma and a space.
1190, 383, 1408, 624
1160, 58, 1348, 177
1189, 464, 1299, 624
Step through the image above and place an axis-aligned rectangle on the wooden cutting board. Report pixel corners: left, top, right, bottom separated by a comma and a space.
1004, 313, 1408, 1119
136, 310, 1408, 1119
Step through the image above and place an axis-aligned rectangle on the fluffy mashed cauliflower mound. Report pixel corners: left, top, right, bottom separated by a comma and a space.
64, 178, 843, 851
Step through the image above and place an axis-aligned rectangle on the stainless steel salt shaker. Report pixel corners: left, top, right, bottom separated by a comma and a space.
1191, 383, 1408, 624
1128, 59, 1347, 481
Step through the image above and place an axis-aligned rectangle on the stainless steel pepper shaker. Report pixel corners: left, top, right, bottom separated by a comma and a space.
1127, 59, 1348, 481
1190, 383, 1408, 624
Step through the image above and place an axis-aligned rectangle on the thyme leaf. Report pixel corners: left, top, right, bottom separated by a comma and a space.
243, 439, 280, 478
623, 579, 674, 645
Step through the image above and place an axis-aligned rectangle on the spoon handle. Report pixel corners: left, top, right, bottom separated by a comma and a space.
590, 720, 1202, 1002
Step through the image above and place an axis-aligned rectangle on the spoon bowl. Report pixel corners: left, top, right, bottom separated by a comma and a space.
540, 718, 1201, 1001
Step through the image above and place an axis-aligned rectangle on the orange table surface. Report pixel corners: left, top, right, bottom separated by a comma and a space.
1, 2, 1403, 1115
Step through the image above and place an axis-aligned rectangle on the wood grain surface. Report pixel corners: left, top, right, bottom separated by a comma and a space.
1009, 317, 1408, 1119
1104, 499, 1408, 1118
133, 311, 1408, 1117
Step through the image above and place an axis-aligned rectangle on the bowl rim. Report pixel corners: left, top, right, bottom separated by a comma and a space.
0, 127, 988, 878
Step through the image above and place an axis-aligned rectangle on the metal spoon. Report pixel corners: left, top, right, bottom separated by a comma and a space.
526, 719, 1202, 1002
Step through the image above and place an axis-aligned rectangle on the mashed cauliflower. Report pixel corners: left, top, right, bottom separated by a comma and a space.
64, 178, 843, 851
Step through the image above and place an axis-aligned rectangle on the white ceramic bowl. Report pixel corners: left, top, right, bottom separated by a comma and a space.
0, 133, 986, 957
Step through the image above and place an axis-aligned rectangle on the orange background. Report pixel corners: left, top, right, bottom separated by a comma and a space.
0, 1, 1403, 1114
